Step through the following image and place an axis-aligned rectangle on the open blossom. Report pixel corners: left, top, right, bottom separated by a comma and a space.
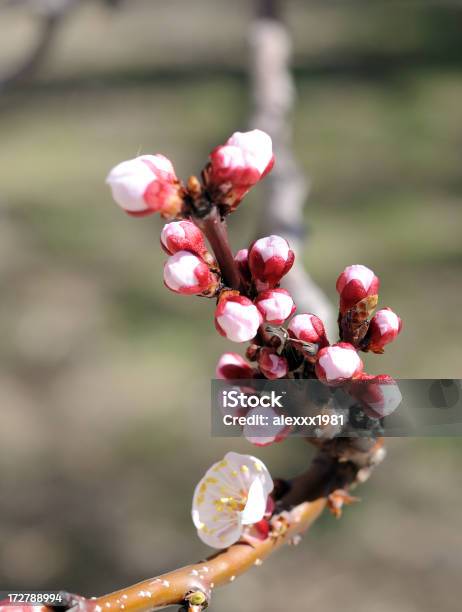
336, 264, 380, 314
258, 348, 288, 379
106, 154, 183, 218
244, 406, 290, 447
367, 307, 402, 353
248, 235, 295, 287
192, 451, 274, 548
206, 129, 274, 209
215, 292, 262, 343
349, 374, 402, 419
287, 313, 328, 346
160, 220, 213, 264
163, 251, 218, 296
315, 342, 363, 386
255, 288, 296, 325
216, 352, 254, 380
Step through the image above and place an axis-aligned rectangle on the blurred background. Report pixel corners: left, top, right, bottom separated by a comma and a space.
0, 0, 461, 610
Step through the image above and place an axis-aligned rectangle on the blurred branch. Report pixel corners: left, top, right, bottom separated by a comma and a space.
0, 0, 121, 92
0, 0, 80, 92
56, 438, 384, 612
249, 1, 336, 335
0, 15, 59, 92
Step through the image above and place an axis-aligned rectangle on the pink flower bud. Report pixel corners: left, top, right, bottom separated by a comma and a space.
160, 220, 213, 264
315, 342, 363, 386
254, 288, 296, 325
367, 307, 402, 353
216, 353, 254, 380
258, 347, 288, 379
206, 130, 274, 209
215, 292, 262, 343
235, 248, 251, 282
287, 313, 328, 346
248, 235, 295, 287
349, 374, 402, 419
106, 154, 183, 218
244, 405, 290, 447
336, 264, 380, 314
163, 251, 218, 296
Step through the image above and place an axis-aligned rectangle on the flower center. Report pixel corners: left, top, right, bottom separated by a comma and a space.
214, 492, 247, 513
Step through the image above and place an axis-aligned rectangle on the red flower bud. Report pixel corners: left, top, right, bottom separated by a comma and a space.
349, 374, 402, 418
253, 518, 270, 539
216, 352, 254, 380
367, 307, 402, 353
315, 342, 363, 386
248, 235, 295, 287
106, 154, 183, 218
206, 129, 274, 209
215, 292, 262, 343
163, 251, 218, 296
255, 288, 296, 325
287, 313, 328, 345
161, 220, 213, 264
258, 347, 289, 379
336, 264, 380, 314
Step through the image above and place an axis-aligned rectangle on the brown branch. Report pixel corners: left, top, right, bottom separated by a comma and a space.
0, 0, 79, 92
60, 440, 384, 612
193, 207, 242, 291
81, 499, 325, 612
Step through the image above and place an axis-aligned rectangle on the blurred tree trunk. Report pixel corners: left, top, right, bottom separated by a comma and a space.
249, 0, 336, 334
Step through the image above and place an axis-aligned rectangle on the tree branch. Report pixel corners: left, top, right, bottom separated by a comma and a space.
59, 439, 384, 612
193, 207, 242, 291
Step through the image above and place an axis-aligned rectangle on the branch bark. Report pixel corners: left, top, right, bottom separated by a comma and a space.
192, 207, 242, 291
81, 500, 325, 612
59, 439, 384, 612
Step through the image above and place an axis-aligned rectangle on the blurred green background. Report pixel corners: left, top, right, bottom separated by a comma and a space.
0, 0, 461, 610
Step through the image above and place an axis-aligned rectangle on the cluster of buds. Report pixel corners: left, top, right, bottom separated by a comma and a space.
106, 129, 273, 219
214, 237, 295, 343
161, 221, 219, 296
107, 129, 403, 550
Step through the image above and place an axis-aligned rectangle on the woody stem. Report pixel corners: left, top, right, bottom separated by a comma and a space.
193, 207, 242, 291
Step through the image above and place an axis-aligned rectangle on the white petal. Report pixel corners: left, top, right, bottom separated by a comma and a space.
240, 478, 266, 524
243, 406, 285, 446
374, 309, 400, 334
217, 302, 260, 342
343, 265, 375, 291
164, 251, 200, 290
253, 235, 289, 262
227, 130, 273, 174
369, 384, 402, 417
259, 293, 293, 321
320, 346, 360, 381
288, 314, 315, 339
106, 157, 154, 212
161, 221, 186, 245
